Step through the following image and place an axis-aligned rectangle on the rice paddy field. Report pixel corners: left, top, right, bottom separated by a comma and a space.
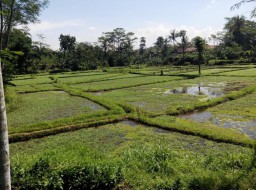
6, 65, 256, 189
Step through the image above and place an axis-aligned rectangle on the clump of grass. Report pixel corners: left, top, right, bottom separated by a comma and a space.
12, 157, 124, 190
5, 87, 21, 112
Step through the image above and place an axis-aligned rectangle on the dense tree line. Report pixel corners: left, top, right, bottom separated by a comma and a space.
1, 14, 255, 81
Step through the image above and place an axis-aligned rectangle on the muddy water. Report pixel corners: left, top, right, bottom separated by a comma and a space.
154, 128, 171, 134
163, 82, 242, 99
181, 112, 256, 139
120, 120, 139, 127
119, 120, 172, 134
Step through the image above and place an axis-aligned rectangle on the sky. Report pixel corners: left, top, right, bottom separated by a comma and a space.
27, 0, 255, 50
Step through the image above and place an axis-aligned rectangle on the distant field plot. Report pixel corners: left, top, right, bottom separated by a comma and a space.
8, 84, 60, 93
182, 92, 256, 139
10, 122, 252, 189
53, 71, 108, 79
12, 75, 53, 86
131, 66, 248, 76
52, 70, 103, 78
58, 73, 142, 84
100, 76, 256, 115
221, 64, 255, 68
131, 66, 198, 75
178, 68, 241, 75
8, 91, 105, 128
72, 75, 182, 91
219, 68, 256, 76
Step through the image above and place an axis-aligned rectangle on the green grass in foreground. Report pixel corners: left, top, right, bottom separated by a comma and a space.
10, 123, 256, 189
7, 91, 106, 128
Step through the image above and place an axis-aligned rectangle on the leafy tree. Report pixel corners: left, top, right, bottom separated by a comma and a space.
155, 36, 164, 53
8, 28, 33, 74
71, 42, 100, 70
231, 0, 256, 17
209, 34, 222, 63
59, 34, 76, 56
154, 36, 167, 62
1, 0, 49, 49
59, 34, 76, 69
138, 37, 146, 68
192, 36, 206, 75
224, 16, 246, 48
223, 16, 256, 52
98, 35, 109, 65
98, 28, 137, 66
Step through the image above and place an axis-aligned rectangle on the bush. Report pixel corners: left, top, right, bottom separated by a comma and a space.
12, 158, 63, 190
61, 162, 123, 190
12, 158, 124, 190
5, 88, 20, 112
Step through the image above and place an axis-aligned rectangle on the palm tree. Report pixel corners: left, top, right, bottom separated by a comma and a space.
192, 36, 206, 75
0, 2, 11, 189
169, 29, 179, 47
169, 29, 179, 64
179, 30, 188, 64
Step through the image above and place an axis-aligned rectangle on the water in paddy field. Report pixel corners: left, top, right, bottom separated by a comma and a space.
163, 82, 233, 99
181, 112, 256, 139
120, 120, 139, 127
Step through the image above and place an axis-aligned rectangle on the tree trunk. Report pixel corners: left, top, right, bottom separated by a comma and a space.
0, 1, 12, 189
0, 61, 11, 190
198, 53, 202, 75
182, 46, 185, 64
198, 63, 201, 75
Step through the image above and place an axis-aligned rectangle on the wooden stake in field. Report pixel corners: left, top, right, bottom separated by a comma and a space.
0, 1, 12, 189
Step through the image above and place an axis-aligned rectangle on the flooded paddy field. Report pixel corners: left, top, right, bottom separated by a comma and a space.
100, 76, 255, 115
71, 75, 182, 92
181, 92, 256, 139
7, 91, 106, 128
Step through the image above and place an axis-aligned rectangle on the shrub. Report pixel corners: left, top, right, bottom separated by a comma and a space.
12, 158, 63, 190
12, 158, 124, 190
61, 162, 123, 190
5, 88, 20, 112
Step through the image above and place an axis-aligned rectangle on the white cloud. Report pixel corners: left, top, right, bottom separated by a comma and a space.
28, 19, 84, 34
88, 26, 96, 31
25, 19, 87, 50
210, 0, 216, 4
